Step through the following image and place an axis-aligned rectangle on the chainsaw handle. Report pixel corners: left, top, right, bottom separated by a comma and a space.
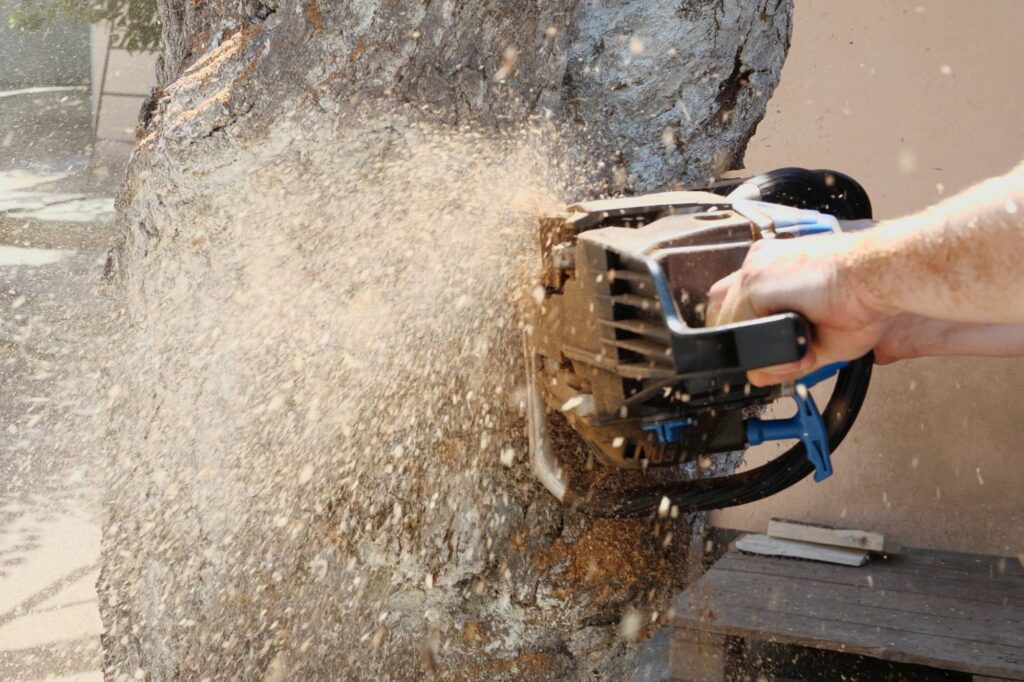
691, 166, 875, 377
643, 255, 813, 376
680, 311, 813, 374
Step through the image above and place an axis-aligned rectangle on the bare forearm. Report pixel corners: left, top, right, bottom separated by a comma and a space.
875, 316, 1024, 364
844, 162, 1024, 324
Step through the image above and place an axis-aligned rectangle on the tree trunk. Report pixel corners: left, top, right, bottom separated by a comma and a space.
98, 1, 792, 679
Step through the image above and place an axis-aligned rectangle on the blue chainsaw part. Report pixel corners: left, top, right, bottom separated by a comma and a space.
642, 418, 694, 444
743, 363, 849, 482
775, 222, 835, 236
744, 201, 841, 237
798, 361, 850, 389
746, 389, 833, 482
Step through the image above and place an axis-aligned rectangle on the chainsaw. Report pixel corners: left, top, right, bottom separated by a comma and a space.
526, 168, 874, 517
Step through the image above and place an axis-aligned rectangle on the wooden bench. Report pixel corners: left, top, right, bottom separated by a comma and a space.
671, 545, 1024, 681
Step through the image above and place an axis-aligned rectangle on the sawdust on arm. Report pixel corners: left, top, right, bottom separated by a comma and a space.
844, 161, 1024, 325
708, 161, 1024, 384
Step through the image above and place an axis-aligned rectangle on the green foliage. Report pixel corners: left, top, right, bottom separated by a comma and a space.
8, 0, 160, 52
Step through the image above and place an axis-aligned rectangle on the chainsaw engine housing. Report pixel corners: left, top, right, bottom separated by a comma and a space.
526, 168, 874, 515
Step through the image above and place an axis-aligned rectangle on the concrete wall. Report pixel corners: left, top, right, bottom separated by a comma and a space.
713, 0, 1024, 557
0, 0, 90, 89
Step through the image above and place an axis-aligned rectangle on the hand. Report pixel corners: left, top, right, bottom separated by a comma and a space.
706, 233, 891, 386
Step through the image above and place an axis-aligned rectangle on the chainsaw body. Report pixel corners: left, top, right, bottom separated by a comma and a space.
526, 169, 874, 516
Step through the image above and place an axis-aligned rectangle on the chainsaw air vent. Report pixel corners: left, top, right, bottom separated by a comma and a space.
600, 256, 674, 376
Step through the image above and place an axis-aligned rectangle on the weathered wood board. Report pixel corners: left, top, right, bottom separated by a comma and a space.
672, 547, 1024, 680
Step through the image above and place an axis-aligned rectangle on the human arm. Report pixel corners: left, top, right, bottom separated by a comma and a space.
707, 162, 1024, 385
873, 315, 1024, 365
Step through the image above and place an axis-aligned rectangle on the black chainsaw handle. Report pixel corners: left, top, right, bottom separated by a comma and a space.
639, 254, 813, 377
712, 166, 873, 220
667, 311, 812, 375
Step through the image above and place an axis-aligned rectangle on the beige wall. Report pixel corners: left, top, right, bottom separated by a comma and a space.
90, 24, 158, 163
713, 0, 1024, 556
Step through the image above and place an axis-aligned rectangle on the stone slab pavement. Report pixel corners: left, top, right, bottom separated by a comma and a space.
0, 167, 116, 681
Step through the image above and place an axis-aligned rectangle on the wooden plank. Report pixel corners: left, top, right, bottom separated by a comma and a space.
670, 628, 726, 682
671, 550, 1024, 680
866, 557, 1024, 587
901, 547, 1024, 579
716, 552, 1024, 610
735, 533, 869, 567
768, 518, 887, 553
630, 627, 672, 682
712, 553, 1024, 608
848, 550, 1024, 585
701, 560, 1024, 628
674, 587, 1024, 679
691, 569, 1024, 649
827, 548, 1024, 585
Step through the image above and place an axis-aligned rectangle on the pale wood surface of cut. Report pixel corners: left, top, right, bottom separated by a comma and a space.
736, 533, 870, 567
768, 517, 886, 553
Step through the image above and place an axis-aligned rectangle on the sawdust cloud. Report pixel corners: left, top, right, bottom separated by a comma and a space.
94, 110, 595, 678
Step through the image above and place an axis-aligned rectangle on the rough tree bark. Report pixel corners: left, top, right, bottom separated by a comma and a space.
99, 1, 792, 680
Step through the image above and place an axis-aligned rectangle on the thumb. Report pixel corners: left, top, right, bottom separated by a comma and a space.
707, 276, 758, 327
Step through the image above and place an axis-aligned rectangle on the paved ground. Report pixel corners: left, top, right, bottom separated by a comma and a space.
0, 88, 120, 681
